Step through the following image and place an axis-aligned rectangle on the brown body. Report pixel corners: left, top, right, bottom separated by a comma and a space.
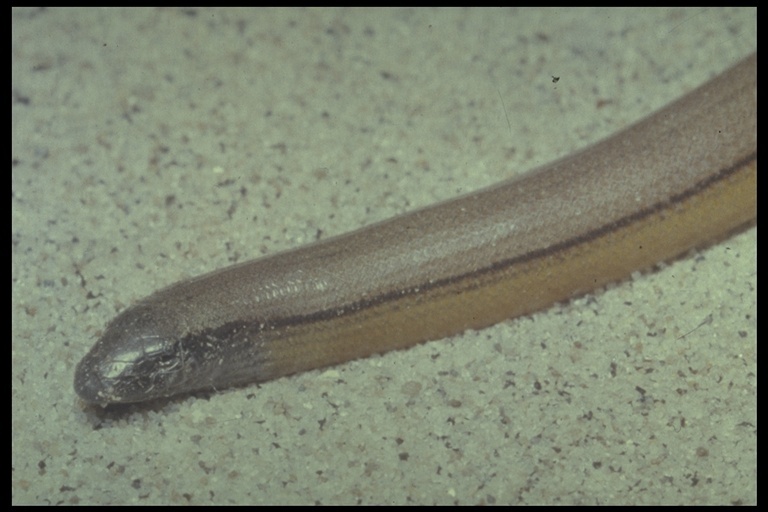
75, 54, 756, 406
